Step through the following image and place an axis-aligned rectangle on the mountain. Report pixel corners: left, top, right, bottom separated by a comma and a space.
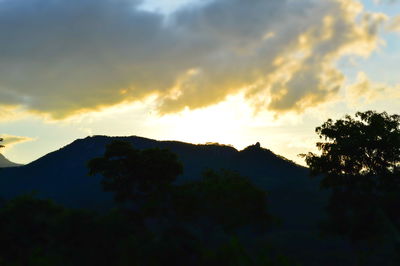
0, 154, 21, 168
0, 135, 327, 225
0, 135, 348, 264
0, 136, 319, 203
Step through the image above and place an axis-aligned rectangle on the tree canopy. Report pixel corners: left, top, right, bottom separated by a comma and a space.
88, 140, 183, 202
303, 110, 400, 191
302, 111, 400, 244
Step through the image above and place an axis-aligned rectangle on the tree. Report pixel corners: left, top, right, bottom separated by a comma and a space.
302, 111, 400, 245
0, 137, 4, 149
88, 140, 183, 203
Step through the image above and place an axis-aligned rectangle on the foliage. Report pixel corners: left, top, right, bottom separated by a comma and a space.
170, 169, 271, 232
0, 194, 148, 266
0, 193, 293, 266
303, 111, 399, 191
302, 111, 400, 244
88, 140, 183, 202
0, 194, 65, 265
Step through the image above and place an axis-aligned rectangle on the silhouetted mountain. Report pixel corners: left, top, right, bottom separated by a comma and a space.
0, 135, 323, 217
0, 135, 328, 227
0, 136, 344, 264
0, 154, 21, 168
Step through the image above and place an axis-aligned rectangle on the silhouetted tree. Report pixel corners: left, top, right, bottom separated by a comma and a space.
88, 140, 183, 203
0, 137, 4, 149
302, 111, 400, 252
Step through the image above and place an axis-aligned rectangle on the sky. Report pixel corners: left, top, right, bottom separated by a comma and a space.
0, 0, 399, 165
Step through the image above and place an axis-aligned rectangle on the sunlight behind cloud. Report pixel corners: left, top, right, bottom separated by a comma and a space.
40, 93, 311, 164
148, 94, 252, 147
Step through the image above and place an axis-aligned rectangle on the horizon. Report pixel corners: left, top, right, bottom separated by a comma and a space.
2, 134, 303, 166
0, 0, 399, 165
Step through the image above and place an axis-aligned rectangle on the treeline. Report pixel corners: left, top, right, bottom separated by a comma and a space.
0, 141, 294, 266
0, 192, 291, 266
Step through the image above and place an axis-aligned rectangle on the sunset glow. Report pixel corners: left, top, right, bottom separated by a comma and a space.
0, 0, 399, 165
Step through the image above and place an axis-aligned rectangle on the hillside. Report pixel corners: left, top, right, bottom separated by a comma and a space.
0, 136, 351, 264
0, 135, 327, 224
0, 154, 21, 168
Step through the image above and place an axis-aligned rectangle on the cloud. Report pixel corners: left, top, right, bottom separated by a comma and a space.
0, 0, 386, 119
0, 105, 25, 122
346, 72, 400, 106
0, 134, 34, 150
374, 0, 399, 4
387, 15, 400, 32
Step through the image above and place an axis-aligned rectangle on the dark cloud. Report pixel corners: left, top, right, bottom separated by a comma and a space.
0, 0, 385, 118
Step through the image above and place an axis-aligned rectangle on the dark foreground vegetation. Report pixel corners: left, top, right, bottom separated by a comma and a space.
0, 110, 398, 265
